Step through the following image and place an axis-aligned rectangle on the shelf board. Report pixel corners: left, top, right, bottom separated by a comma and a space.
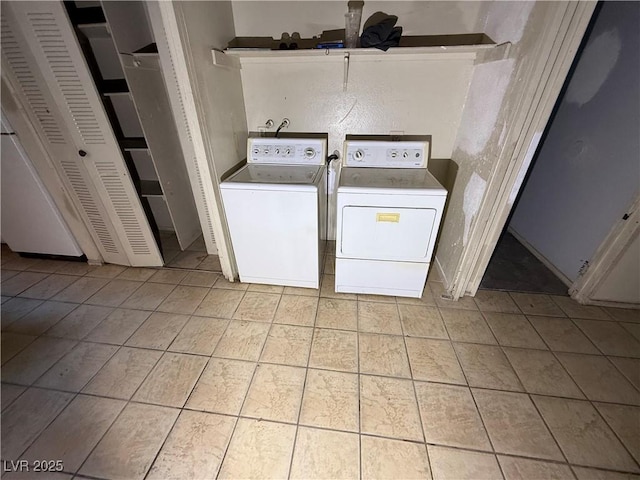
225, 43, 494, 60
224, 33, 496, 60
120, 137, 148, 151
140, 180, 163, 197
100, 79, 129, 96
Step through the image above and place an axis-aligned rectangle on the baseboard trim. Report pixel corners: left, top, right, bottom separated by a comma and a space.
507, 227, 573, 288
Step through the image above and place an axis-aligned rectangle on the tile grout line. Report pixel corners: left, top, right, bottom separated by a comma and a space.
212, 287, 279, 480
286, 285, 321, 480
436, 300, 501, 462
356, 296, 363, 480
74, 332, 168, 479
394, 295, 433, 478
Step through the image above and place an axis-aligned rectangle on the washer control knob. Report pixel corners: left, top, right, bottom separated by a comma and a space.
304, 147, 316, 159
402, 151, 409, 158
353, 149, 364, 161
390, 150, 398, 158
275, 148, 280, 155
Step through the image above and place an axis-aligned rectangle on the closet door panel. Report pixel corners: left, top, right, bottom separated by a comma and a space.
1, 9, 126, 264
5, 1, 162, 266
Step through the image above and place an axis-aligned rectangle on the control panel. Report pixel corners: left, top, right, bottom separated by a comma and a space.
248, 138, 327, 165
343, 140, 429, 168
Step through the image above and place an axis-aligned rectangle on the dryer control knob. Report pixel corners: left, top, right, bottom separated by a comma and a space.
353, 149, 364, 161
304, 147, 316, 158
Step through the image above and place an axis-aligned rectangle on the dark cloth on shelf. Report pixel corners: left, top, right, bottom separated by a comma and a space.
360, 12, 402, 51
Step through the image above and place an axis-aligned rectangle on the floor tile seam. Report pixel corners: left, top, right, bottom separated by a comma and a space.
27, 339, 122, 395
141, 393, 200, 480
469, 384, 568, 464
414, 380, 608, 404
529, 391, 640, 471
213, 323, 269, 480
13, 301, 98, 340
524, 318, 602, 357
138, 306, 216, 355
549, 295, 615, 321
9, 383, 86, 469
428, 442, 640, 475
507, 343, 588, 400
587, 400, 640, 471
571, 317, 640, 358
355, 300, 364, 480
70, 338, 172, 476
479, 309, 546, 349
73, 393, 139, 479
0, 382, 28, 413
548, 348, 640, 402
166, 317, 231, 357
122, 281, 180, 311
0, 334, 39, 366
393, 299, 431, 477
155, 283, 215, 317
436, 312, 498, 456
493, 342, 532, 393
507, 290, 568, 318
231, 305, 277, 418
234, 289, 284, 324
84, 278, 148, 310
5, 271, 54, 298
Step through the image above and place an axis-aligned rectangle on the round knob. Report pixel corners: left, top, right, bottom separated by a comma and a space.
304, 147, 316, 158
253, 148, 259, 155
78, 149, 87, 157
275, 148, 280, 155
402, 151, 409, 158
390, 150, 398, 158
353, 149, 364, 160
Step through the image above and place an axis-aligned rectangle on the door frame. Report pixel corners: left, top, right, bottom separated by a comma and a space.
451, 1, 598, 299
149, 1, 237, 280
569, 196, 639, 307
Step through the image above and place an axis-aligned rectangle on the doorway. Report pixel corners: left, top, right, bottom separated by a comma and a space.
479, 1, 639, 296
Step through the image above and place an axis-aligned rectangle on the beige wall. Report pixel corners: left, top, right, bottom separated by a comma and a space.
433, 1, 554, 287
176, 1, 248, 178
232, 1, 490, 39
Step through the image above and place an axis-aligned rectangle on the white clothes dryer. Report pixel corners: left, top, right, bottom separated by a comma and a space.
335, 137, 447, 297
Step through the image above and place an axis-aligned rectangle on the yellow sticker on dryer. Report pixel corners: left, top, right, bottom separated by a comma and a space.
376, 213, 400, 223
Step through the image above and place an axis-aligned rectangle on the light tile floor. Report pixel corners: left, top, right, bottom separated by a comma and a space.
159, 232, 222, 272
1, 249, 639, 479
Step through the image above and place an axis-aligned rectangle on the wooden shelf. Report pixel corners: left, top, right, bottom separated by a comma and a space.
140, 180, 163, 197
225, 43, 495, 60
225, 33, 496, 59
120, 137, 147, 151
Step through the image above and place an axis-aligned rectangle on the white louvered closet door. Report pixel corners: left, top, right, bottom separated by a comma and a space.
2, 1, 162, 267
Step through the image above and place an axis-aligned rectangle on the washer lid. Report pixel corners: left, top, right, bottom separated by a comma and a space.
339, 167, 446, 194
224, 164, 323, 185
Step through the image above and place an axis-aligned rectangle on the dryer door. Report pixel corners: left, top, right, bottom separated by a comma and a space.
340, 206, 436, 261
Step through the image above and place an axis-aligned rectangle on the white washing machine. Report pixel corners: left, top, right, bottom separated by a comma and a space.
335, 137, 447, 297
221, 136, 327, 288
